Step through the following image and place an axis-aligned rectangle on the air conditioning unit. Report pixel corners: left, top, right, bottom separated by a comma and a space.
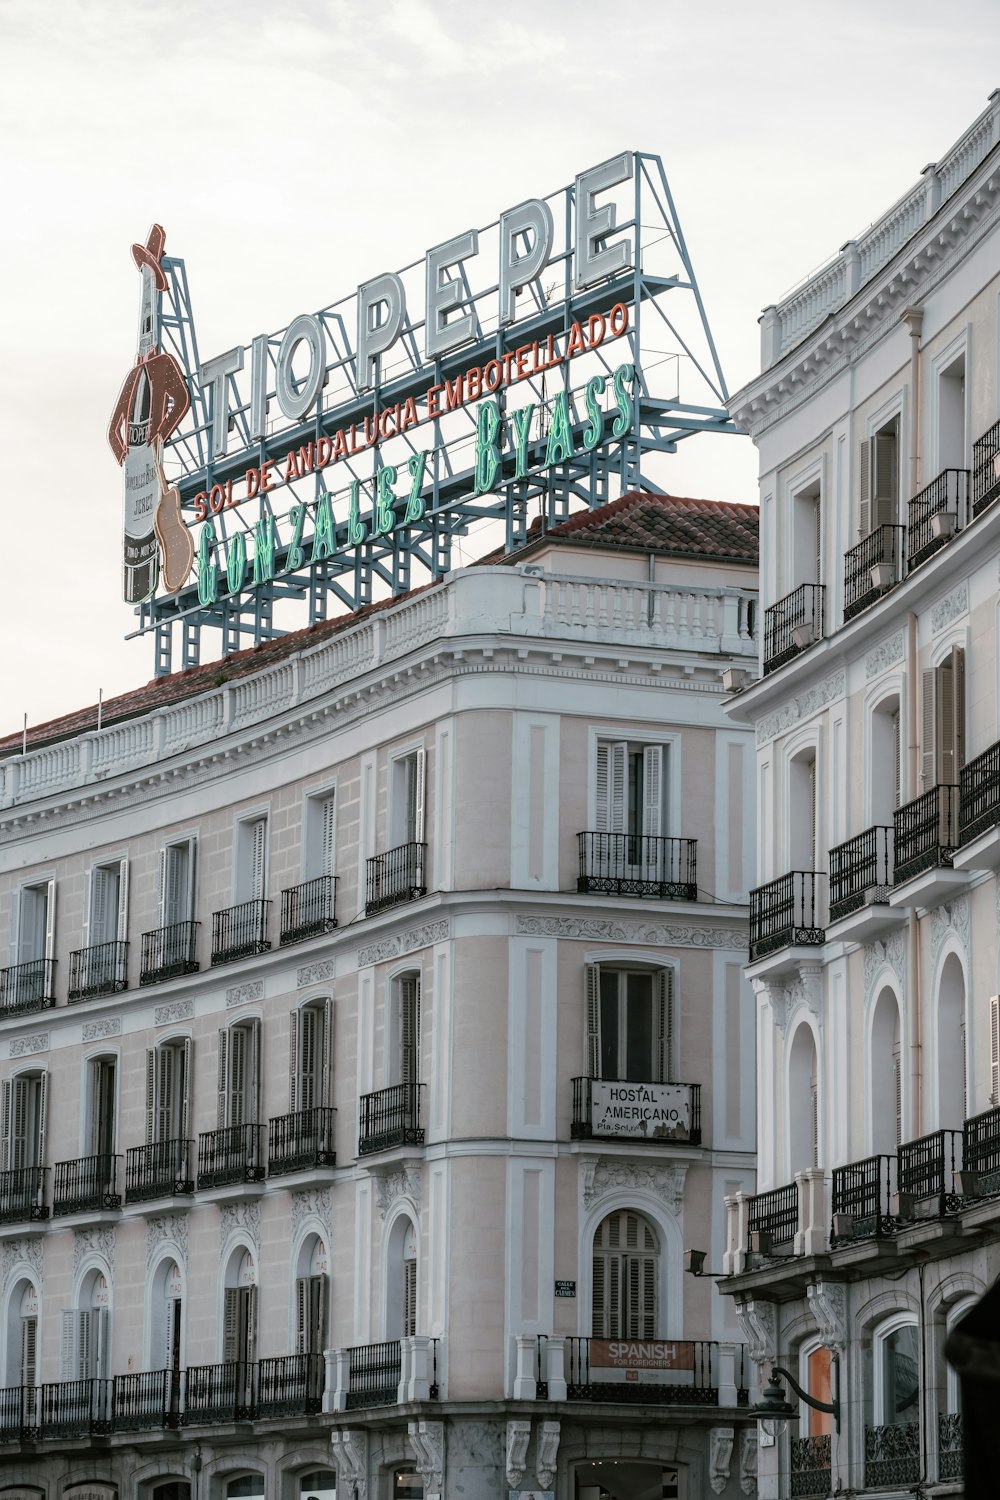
722, 667, 752, 693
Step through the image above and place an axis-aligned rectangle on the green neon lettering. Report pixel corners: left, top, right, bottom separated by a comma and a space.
612, 362, 635, 438
312, 490, 335, 560
252, 515, 277, 584
197, 522, 217, 606
347, 481, 367, 547
544, 390, 574, 466
511, 404, 534, 479
226, 531, 246, 594
474, 399, 501, 494
287, 504, 306, 571
373, 465, 397, 536
403, 452, 428, 524
582, 375, 606, 451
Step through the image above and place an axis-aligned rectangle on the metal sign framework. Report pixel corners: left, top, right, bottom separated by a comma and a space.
136, 151, 737, 676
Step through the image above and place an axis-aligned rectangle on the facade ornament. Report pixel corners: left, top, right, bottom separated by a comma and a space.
505, 1419, 532, 1488
787, 965, 823, 1027
931, 895, 970, 968
865, 630, 905, 680
226, 979, 263, 1008
739, 1428, 758, 1495
931, 582, 969, 633
807, 1279, 848, 1353
734, 1296, 777, 1366
290, 1187, 334, 1238
331, 1427, 368, 1500
154, 999, 193, 1025
753, 979, 789, 1035
536, 1419, 560, 1489
82, 1016, 122, 1041
2, 1237, 43, 1296
864, 931, 905, 1002
755, 670, 845, 747
581, 1159, 688, 1214
358, 919, 449, 969
515, 914, 746, 950
73, 1225, 116, 1281
370, 1160, 423, 1219
145, 1214, 189, 1274
709, 1427, 735, 1494
297, 959, 336, 988
408, 1418, 444, 1494
220, 1200, 261, 1256
9, 1032, 48, 1058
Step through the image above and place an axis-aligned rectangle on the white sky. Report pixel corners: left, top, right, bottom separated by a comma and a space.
0, 0, 997, 733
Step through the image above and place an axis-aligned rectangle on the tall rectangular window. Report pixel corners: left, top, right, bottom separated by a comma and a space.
289, 999, 333, 1114
392, 974, 421, 1087
236, 817, 267, 903
217, 1020, 261, 1128
161, 839, 196, 927
1, 1072, 48, 1171
86, 859, 128, 947
595, 742, 666, 838
586, 966, 674, 1083
860, 422, 900, 534
938, 353, 967, 471
306, 793, 336, 881
921, 647, 965, 789
14, 880, 55, 966
391, 750, 425, 847
88, 1057, 117, 1159
146, 1040, 192, 1144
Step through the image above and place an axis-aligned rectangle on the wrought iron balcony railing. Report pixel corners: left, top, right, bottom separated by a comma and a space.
39, 1378, 111, 1439
831, 1154, 896, 1243
749, 871, 824, 961
111, 1368, 181, 1431
907, 467, 969, 570
280, 875, 338, 944
959, 737, 1000, 847
257, 1353, 325, 1419
790, 1434, 832, 1498
210, 899, 271, 966
358, 1082, 425, 1156
571, 1078, 701, 1144
763, 583, 825, 674
576, 833, 697, 901
0, 958, 56, 1016
182, 1361, 255, 1425
843, 525, 906, 622
124, 1139, 194, 1205
139, 921, 199, 985
0, 1384, 38, 1442
972, 418, 1000, 517
865, 1422, 920, 1489
366, 842, 427, 916
0, 1166, 48, 1225
938, 1410, 963, 1480
747, 1182, 798, 1253
893, 785, 960, 886
828, 825, 894, 923
565, 1338, 748, 1406
268, 1107, 337, 1175
345, 1340, 403, 1409
196, 1123, 265, 1190
897, 1128, 962, 1211
963, 1104, 1000, 1195
52, 1153, 121, 1216
68, 940, 128, 1002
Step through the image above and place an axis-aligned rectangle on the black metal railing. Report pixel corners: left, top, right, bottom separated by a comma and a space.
960, 738, 1000, 846
211, 899, 271, 965
345, 1340, 402, 1409
39, 1378, 110, 1438
0, 1385, 38, 1442
280, 875, 338, 944
938, 1410, 963, 1480
828, 825, 894, 923
366, 842, 427, 916
53, 1153, 121, 1216
972, 419, 1000, 517
576, 832, 698, 900
565, 1338, 748, 1406
893, 785, 960, 886
790, 1433, 832, 1498
831, 1155, 896, 1243
112, 1368, 181, 1431
268, 1107, 337, 1175
907, 467, 969, 570
124, 1139, 194, 1204
68, 940, 128, 1001
139, 921, 199, 985
749, 871, 824, 961
0, 1166, 48, 1225
963, 1104, 1000, 1195
763, 583, 825, 674
0, 958, 56, 1016
256, 1353, 324, 1419
843, 525, 906, 622
747, 1182, 798, 1252
358, 1083, 425, 1155
197, 1123, 265, 1190
182, 1361, 255, 1425
897, 1128, 962, 1210
865, 1422, 920, 1489
571, 1078, 701, 1144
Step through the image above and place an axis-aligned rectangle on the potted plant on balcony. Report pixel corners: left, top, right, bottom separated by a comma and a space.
870, 560, 895, 590
791, 621, 816, 650
930, 510, 957, 540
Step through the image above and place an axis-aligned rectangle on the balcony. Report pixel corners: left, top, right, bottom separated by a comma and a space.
865, 1421, 919, 1489
955, 738, 1000, 870
571, 1078, 701, 1144
365, 842, 427, 917
963, 1104, 1000, 1197
358, 1082, 425, 1156
111, 1368, 181, 1431
576, 833, 697, 901
907, 467, 969, 571
211, 899, 270, 966
827, 825, 905, 941
897, 1128, 962, 1216
268, 1107, 337, 1176
124, 1139, 194, 1205
938, 1410, 963, 1481
280, 875, 338, 944
40, 1377, 111, 1438
891, 785, 965, 903
748, 871, 824, 967
68, 940, 128, 1002
843, 525, 906, 622
0, 958, 56, 1016
336, 1337, 439, 1410
52, 1153, 121, 1217
790, 1434, 832, 1498
763, 583, 825, 675
257, 1353, 325, 1419
139, 920, 199, 986
746, 1181, 798, 1256
565, 1337, 748, 1406
972, 418, 1000, 517
0, 1166, 48, 1226
196, 1123, 265, 1191
830, 1154, 896, 1245
182, 1361, 255, 1425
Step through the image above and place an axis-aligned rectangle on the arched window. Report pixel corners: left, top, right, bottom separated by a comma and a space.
870, 988, 902, 1153
63, 1269, 110, 1379
299, 1471, 337, 1500
295, 1234, 329, 1358
225, 1478, 265, 1500
223, 1249, 257, 1368
151, 1485, 190, 1500
386, 1216, 418, 1339
592, 1210, 659, 1339
5, 1279, 37, 1387
151, 1258, 183, 1412
788, 1025, 819, 1174
937, 954, 966, 1127
873, 1317, 920, 1427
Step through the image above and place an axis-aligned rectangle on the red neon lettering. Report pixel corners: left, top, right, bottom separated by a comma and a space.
379, 407, 396, 439
466, 366, 482, 401
566, 321, 585, 358
316, 435, 332, 467
298, 442, 315, 473
445, 374, 464, 410
209, 483, 226, 514
260, 460, 275, 492
426, 384, 443, 418
401, 396, 418, 430
284, 450, 300, 481
588, 312, 606, 348
192, 491, 208, 521
609, 301, 629, 336
245, 468, 260, 499
483, 359, 502, 393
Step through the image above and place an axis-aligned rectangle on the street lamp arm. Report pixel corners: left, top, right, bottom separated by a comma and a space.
771, 1365, 839, 1420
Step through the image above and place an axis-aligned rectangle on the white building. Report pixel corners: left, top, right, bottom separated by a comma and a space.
0, 491, 758, 1500
722, 90, 1000, 1500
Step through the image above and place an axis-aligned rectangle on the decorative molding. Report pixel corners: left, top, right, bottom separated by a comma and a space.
2, 1236, 43, 1295
536, 1419, 560, 1490
357, 919, 450, 968
734, 1296, 777, 1366
9, 1032, 48, 1057
581, 1159, 688, 1215
82, 1016, 122, 1042
220, 1200, 261, 1255
145, 1213, 189, 1275
807, 1279, 848, 1353
73, 1225, 116, 1281
515, 914, 746, 951
865, 630, 905, 680
408, 1419, 444, 1494
754, 978, 788, 1035
297, 959, 336, 988
155, 999, 193, 1026
754, 670, 845, 747
506, 1419, 532, 1488
787, 965, 823, 1028
370, 1160, 423, 1220
931, 895, 970, 968
864, 931, 906, 1002
739, 1429, 758, 1496
290, 1187, 334, 1238
709, 1427, 735, 1495
226, 979, 263, 1009
931, 582, 969, 634
330, 1428, 368, 1500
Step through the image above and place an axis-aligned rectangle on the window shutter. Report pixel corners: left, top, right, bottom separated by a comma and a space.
217, 1029, 229, 1129
43, 879, 56, 963
655, 969, 674, 1083
91, 869, 107, 949
595, 744, 610, 831
300, 1006, 317, 1113
641, 1256, 656, 1339
990, 997, 1000, 1106
157, 847, 168, 925
95, 1306, 109, 1380
322, 996, 334, 1109
166, 1295, 181, 1371
61, 1309, 77, 1380
814, 496, 822, 584
592, 1254, 606, 1338
809, 759, 817, 870
859, 438, 871, 537
893, 1047, 902, 1146
77, 1309, 92, 1380
609, 743, 627, 834
181, 1037, 192, 1142
250, 819, 266, 901
8, 890, 18, 967
245, 1285, 258, 1364
413, 749, 426, 845
1, 1080, 11, 1172
223, 1287, 239, 1363
248, 1018, 261, 1125
873, 429, 898, 527
11, 1078, 29, 1171
608, 1255, 621, 1339
892, 710, 901, 811
295, 1277, 307, 1355
81, 869, 92, 952
961, 1021, 968, 1120
227, 1027, 246, 1129
641, 745, 663, 840
288, 1009, 299, 1114
117, 858, 129, 942
21, 1316, 36, 1387
158, 1046, 174, 1142
404, 1256, 417, 1338
185, 837, 197, 921
400, 976, 420, 1086
950, 646, 965, 778
585, 964, 601, 1078
35, 1073, 47, 1169
310, 1273, 325, 1352
145, 1049, 156, 1143
321, 795, 336, 878
921, 669, 937, 790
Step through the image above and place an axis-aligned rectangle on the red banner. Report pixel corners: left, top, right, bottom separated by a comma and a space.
588, 1339, 695, 1372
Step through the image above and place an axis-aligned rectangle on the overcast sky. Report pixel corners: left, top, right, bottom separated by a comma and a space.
1, 0, 998, 733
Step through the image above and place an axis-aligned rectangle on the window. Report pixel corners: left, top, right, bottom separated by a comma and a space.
145, 1039, 192, 1144
386, 1217, 418, 1339
788, 1025, 819, 1174
153, 1258, 184, 1391
921, 647, 965, 790
84, 858, 128, 947
792, 480, 821, 587
151, 1486, 190, 1500
592, 1209, 659, 1339
160, 838, 196, 927
305, 791, 337, 881
788, 749, 818, 870
217, 1020, 261, 1128
12, 878, 55, 966
873, 1319, 919, 1427
6, 1279, 37, 1387
87, 1055, 117, 1159
870, 989, 902, 1154
1, 1071, 47, 1170
390, 749, 425, 847
938, 352, 966, 471
289, 999, 333, 1114
802, 1344, 833, 1437
225, 1479, 265, 1500
235, 816, 267, 903
595, 741, 666, 840
391, 973, 421, 1087
62, 1270, 110, 1380
224, 1250, 258, 1366
585, 965, 673, 1082
860, 420, 900, 534
392, 1471, 423, 1499
295, 1237, 328, 1357
871, 698, 901, 822
299, 1471, 337, 1500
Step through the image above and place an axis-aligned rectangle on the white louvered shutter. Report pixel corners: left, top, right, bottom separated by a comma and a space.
609, 743, 627, 834
35, 1073, 47, 1169
77, 1309, 92, 1380
893, 1045, 903, 1146
8, 891, 18, 967
0, 1080, 10, 1172
158, 847, 169, 925
247, 1018, 261, 1124
595, 744, 610, 831
90, 869, 107, 948
655, 969, 674, 1083
321, 795, 336, 878
814, 496, 822, 584
322, 996, 334, 1109
809, 759, 818, 870
991, 997, 1000, 1106
295, 1277, 307, 1355
288, 1009, 299, 1114
859, 438, 871, 538
245, 1285, 258, 1363
81, 869, 92, 952
61, 1310, 77, 1380
158, 1046, 175, 1141
962, 1021, 968, 1120
11, 1078, 29, 1171
811, 1075, 820, 1168
117, 858, 129, 942
145, 1049, 156, 1142
921, 669, 937, 790
642, 745, 663, 840
299, 1006, 317, 1113
892, 710, 901, 811
223, 1288, 240, 1363
404, 1257, 417, 1337
21, 1316, 36, 1387
250, 819, 266, 901
216, 1029, 229, 1129
585, 964, 601, 1078
181, 1038, 192, 1142
872, 430, 898, 528
43, 880, 55, 963
412, 749, 426, 845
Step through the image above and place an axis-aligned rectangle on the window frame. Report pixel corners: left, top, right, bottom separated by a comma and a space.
871, 1312, 920, 1428
302, 781, 338, 882
585, 960, 676, 1084
233, 808, 269, 904
587, 726, 681, 844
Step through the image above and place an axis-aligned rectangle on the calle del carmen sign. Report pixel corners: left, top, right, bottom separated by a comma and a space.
107, 154, 642, 609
